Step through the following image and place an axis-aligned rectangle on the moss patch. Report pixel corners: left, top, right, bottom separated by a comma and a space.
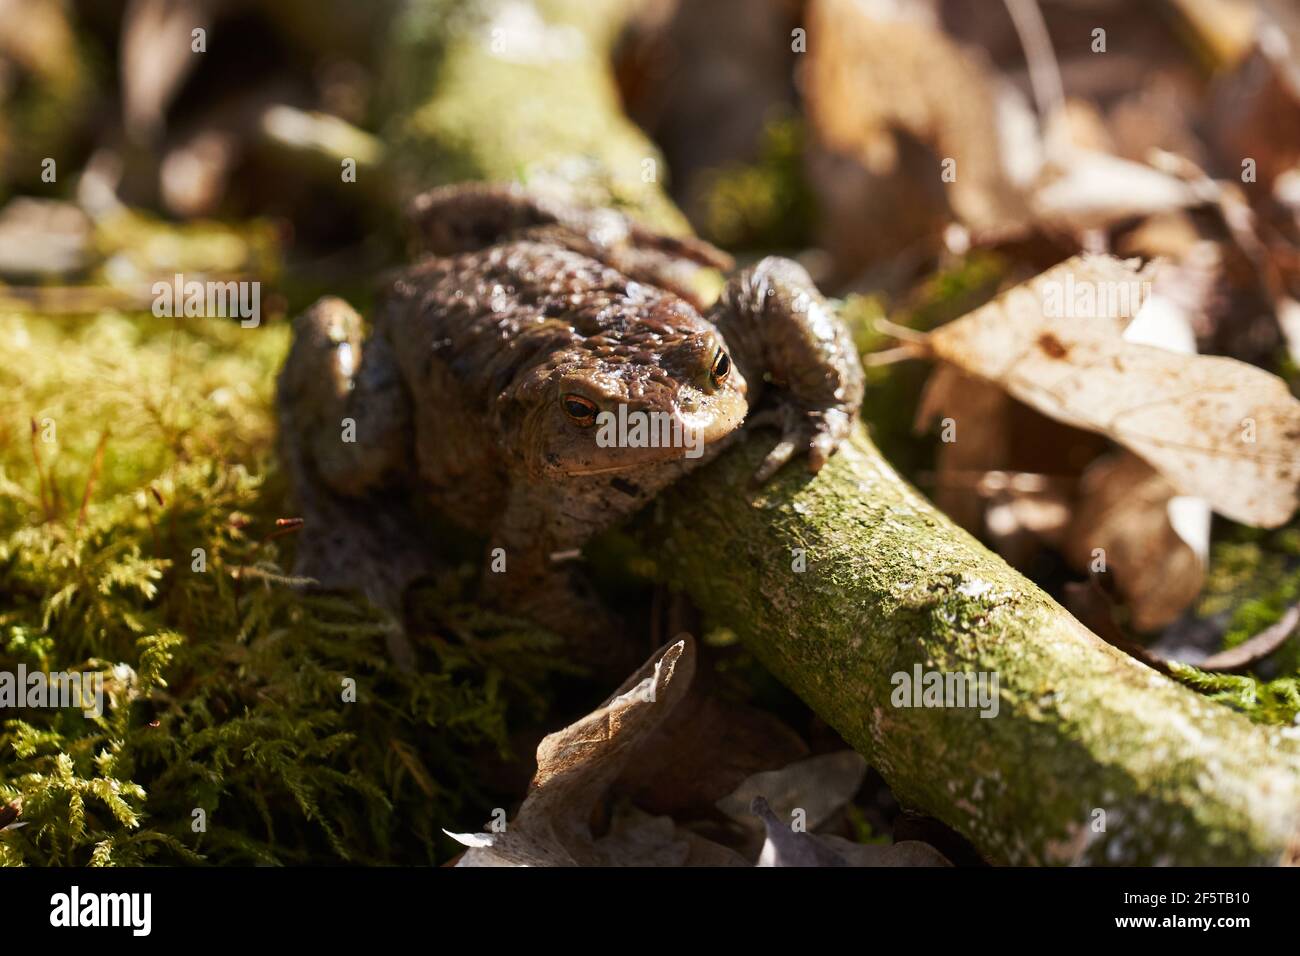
0, 310, 567, 866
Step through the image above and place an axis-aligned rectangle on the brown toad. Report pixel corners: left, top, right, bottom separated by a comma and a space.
277, 183, 863, 668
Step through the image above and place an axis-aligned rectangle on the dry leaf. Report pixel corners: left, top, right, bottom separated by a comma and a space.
801, 0, 1029, 270
925, 254, 1300, 527
1207, 1, 1300, 192
0, 198, 91, 278
447, 636, 745, 866
916, 363, 1103, 560
1170, 0, 1259, 69
916, 365, 1015, 534
614, 692, 808, 817
716, 750, 868, 834
1199, 603, 1300, 671
1064, 453, 1207, 632
1058, 285, 1212, 631
750, 797, 950, 868
1031, 150, 1200, 231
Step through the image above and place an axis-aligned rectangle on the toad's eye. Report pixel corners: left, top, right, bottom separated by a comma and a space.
709, 348, 732, 388
562, 393, 599, 426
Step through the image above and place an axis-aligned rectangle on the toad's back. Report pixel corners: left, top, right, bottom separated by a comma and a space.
375, 240, 707, 415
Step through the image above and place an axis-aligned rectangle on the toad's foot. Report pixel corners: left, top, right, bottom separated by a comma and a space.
709, 257, 864, 483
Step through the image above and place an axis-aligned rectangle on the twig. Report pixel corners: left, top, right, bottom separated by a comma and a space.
1003, 0, 1067, 157
872, 316, 930, 345
1200, 603, 1300, 673
863, 345, 923, 367
76, 432, 110, 535
28, 418, 52, 521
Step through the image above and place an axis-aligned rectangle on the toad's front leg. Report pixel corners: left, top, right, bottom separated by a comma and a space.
277, 298, 433, 669
709, 257, 865, 483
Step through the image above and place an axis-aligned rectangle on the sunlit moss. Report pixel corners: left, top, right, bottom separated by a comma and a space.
695, 116, 815, 251
0, 308, 568, 866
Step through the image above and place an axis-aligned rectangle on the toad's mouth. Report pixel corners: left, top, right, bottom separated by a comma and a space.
563, 438, 727, 476
564, 462, 654, 476
561, 398, 749, 476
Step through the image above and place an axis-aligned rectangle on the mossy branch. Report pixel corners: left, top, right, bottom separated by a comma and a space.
651, 427, 1300, 864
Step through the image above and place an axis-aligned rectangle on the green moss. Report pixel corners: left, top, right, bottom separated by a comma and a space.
695, 116, 815, 251
91, 210, 283, 289
844, 803, 888, 846
1165, 663, 1300, 726
1166, 520, 1300, 721
0, 309, 569, 866
1198, 525, 1300, 664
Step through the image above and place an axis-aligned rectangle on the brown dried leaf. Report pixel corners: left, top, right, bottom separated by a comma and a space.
1064, 453, 1207, 632
801, 0, 1028, 269
448, 636, 745, 867
614, 692, 808, 817
716, 751, 868, 835
1031, 151, 1200, 231
1206, 0, 1300, 192
926, 254, 1300, 527
749, 796, 950, 867
916, 363, 1104, 559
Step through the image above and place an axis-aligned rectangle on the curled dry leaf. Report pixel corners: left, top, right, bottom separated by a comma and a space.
719, 750, 950, 866
924, 254, 1300, 527
447, 636, 746, 866
716, 750, 868, 835
614, 691, 808, 817
1031, 150, 1200, 232
1199, 602, 1300, 672
751, 797, 951, 868
801, 0, 1029, 271
1064, 453, 1206, 632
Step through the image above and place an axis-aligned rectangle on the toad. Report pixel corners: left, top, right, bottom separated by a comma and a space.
277, 183, 863, 669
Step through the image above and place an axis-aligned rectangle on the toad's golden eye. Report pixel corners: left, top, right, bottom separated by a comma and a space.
562, 393, 599, 426
709, 348, 732, 388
